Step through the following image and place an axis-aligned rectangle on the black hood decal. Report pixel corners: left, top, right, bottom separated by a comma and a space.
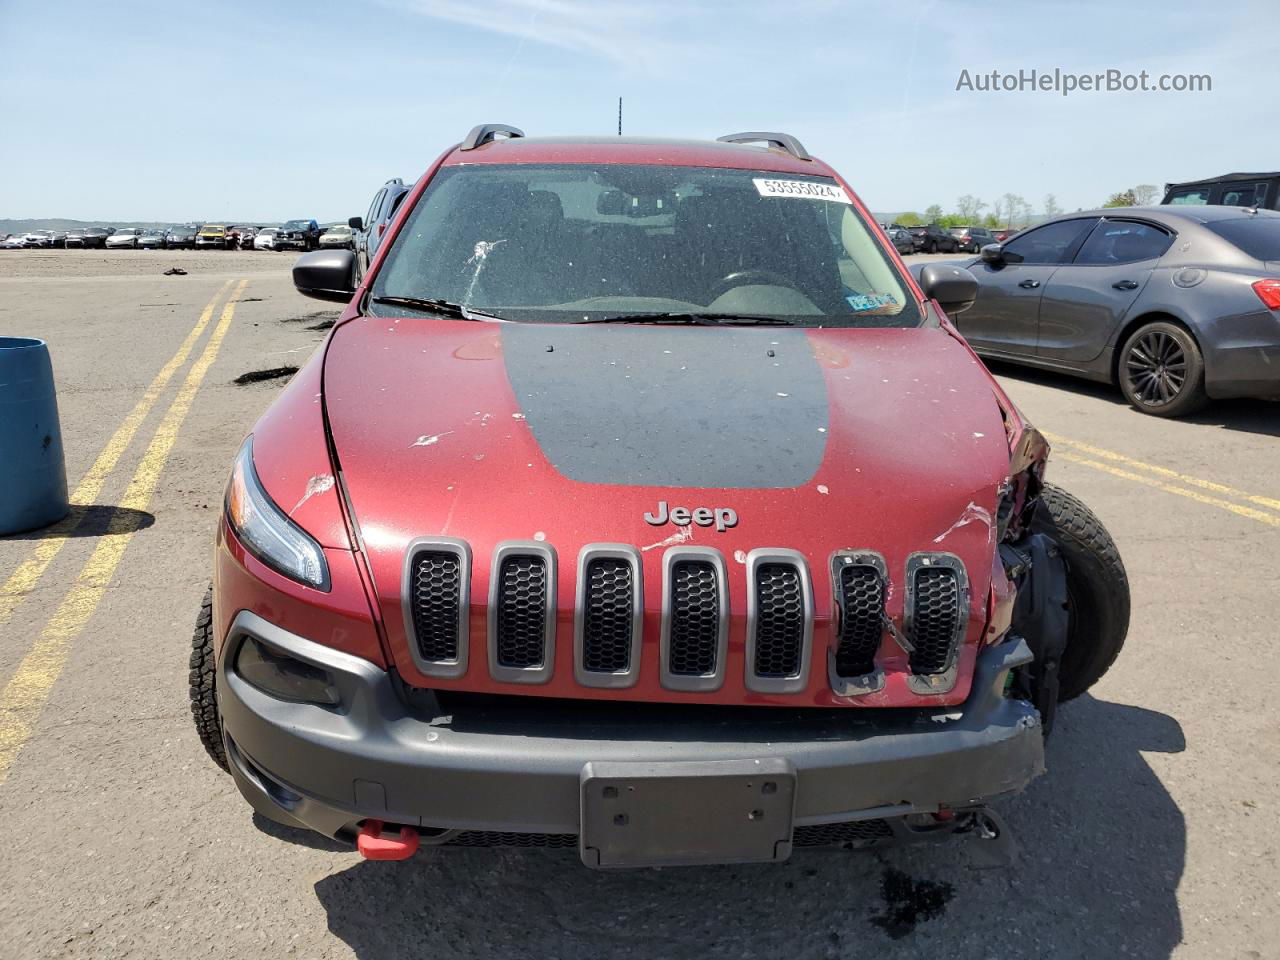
501, 325, 828, 488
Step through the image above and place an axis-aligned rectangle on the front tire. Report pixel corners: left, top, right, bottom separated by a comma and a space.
1117, 320, 1208, 417
1030, 484, 1130, 701
189, 586, 228, 772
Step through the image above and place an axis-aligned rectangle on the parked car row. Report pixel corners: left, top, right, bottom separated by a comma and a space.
1, 220, 350, 251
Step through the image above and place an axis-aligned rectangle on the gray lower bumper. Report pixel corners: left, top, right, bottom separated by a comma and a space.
218, 611, 1045, 840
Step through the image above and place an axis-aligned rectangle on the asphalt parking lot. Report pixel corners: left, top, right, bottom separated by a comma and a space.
0, 249, 1276, 959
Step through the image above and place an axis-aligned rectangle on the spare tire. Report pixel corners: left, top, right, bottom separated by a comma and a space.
1030, 484, 1130, 701
189, 586, 228, 772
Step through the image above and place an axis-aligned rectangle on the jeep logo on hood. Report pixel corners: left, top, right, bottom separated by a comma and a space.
644, 501, 738, 533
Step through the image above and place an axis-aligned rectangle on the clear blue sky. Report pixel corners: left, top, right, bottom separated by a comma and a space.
0, 0, 1272, 222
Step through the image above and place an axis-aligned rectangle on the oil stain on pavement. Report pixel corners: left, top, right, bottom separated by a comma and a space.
869, 868, 954, 939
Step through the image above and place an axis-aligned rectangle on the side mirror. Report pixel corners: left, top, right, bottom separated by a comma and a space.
293, 250, 356, 303
918, 263, 979, 317
348, 216, 363, 231
981, 243, 1023, 265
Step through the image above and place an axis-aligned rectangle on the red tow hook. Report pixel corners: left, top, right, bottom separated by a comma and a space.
357, 820, 420, 861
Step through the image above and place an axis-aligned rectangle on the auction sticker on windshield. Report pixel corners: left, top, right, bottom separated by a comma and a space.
753, 178, 851, 203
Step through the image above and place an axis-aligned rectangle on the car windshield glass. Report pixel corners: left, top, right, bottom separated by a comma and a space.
371, 164, 919, 327
1207, 217, 1280, 261
283, 221, 306, 230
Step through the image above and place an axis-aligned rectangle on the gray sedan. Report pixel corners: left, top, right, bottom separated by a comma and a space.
915, 207, 1280, 416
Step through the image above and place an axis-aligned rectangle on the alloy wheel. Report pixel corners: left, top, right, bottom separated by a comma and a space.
1124, 330, 1187, 406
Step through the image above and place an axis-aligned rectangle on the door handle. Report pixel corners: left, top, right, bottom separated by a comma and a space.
1112, 280, 1139, 290
1018, 279, 1041, 289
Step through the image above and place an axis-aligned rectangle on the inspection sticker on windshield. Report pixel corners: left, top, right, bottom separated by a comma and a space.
753, 178, 851, 203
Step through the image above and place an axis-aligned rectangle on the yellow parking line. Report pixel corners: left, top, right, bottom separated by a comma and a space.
1046, 432, 1280, 515
0, 279, 233, 629
0, 279, 249, 787
1055, 451, 1280, 529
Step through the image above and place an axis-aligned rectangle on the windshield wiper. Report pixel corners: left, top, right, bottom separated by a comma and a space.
576, 312, 796, 326
369, 295, 506, 322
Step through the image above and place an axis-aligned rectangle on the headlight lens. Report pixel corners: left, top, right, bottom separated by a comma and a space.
225, 437, 330, 590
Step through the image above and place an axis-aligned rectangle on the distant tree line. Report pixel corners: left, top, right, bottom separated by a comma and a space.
892, 183, 1159, 228
894, 193, 1061, 229
1103, 184, 1158, 207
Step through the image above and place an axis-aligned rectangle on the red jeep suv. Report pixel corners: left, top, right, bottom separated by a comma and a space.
190, 126, 1129, 868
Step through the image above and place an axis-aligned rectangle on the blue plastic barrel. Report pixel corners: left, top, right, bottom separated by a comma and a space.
0, 337, 69, 534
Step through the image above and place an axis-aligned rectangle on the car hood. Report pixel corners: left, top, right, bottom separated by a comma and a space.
321, 318, 1013, 698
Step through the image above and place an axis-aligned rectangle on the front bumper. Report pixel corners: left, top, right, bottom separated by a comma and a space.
219, 611, 1045, 853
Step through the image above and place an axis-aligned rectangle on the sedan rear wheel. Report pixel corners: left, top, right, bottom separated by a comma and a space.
1118, 321, 1207, 417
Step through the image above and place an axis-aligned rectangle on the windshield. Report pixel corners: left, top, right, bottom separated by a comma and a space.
116, 228, 138, 236
371, 164, 919, 327
326, 225, 350, 234
283, 220, 307, 230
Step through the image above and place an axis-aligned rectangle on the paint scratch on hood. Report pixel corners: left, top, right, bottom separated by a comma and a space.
932, 501, 993, 543
290, 474, 335, 515
411, 431, 453, 448
641, 525, 694, 552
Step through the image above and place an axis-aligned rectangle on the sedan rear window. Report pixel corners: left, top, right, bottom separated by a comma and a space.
1207, 217, 1280, 261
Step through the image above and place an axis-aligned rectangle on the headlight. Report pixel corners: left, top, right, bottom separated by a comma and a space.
225, 437, 330, 590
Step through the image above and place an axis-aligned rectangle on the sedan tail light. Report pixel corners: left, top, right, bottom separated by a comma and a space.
1252, 278, 1280, 310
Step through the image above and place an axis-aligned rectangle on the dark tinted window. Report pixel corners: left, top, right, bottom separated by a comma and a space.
1003, 218, 1097, 264
1165, 187, 1210, 205
1074, 220, 1173, 264
1220, 182, 1268, 207
1207, 217, 1280, 261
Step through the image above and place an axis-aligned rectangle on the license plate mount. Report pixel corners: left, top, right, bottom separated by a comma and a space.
579, 758, 796, 869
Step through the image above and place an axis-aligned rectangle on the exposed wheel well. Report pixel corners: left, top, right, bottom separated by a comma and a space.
1109, 312, 1201, 385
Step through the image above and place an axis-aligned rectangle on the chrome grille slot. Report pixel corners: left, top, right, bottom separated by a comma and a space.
488, 542, 556, 684
411, 553, 462, 661
574, 545, 643, 688
401, 538, 470, 679
745, 549, 813, 694
904, 553, 968, 692
582, 559, 633, 671
495, 556, 547, 667
833, 559, 886, 678
753, 564, 805, 677
660, 548, 729, 692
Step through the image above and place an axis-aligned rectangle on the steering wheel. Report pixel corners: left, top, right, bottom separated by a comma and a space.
709, 269, 803, 301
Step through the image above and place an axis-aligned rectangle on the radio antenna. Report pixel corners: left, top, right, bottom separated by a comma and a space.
618, 97, 622, 136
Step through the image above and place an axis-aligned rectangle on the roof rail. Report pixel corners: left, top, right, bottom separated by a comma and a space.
717, 131, 810, 162
459, 124, 525, 151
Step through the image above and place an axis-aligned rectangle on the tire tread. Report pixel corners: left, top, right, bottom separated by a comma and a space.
189, 586, 228, 772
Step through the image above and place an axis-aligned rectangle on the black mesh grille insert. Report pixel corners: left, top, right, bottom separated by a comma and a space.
495, 555, 548, 669
834, 564, 885, 677
668, 561, 720, 676
409, 551, 462, 662
582, 557, 634, 673
908, 566, 961, 675
792, 819, 893, 846
753, 563, 805, 678
446, 830, 577, 848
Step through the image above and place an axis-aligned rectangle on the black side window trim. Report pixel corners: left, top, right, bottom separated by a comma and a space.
1069, 218, 1175, 266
